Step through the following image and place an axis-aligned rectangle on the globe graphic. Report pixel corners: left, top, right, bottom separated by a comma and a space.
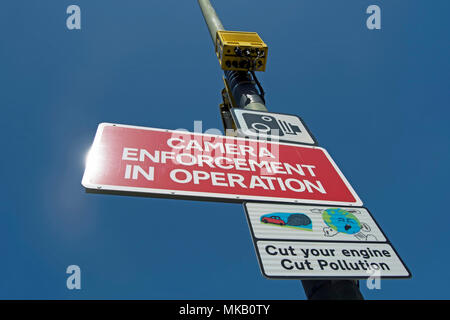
322, 208, 361, 235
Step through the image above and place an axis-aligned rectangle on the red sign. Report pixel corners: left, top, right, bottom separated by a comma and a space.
82, 123, 362, 206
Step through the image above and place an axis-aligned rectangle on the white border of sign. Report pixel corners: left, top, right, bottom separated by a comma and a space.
82, 123, 363, 206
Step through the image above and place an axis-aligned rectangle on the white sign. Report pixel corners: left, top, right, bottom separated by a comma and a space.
231, 109, 317, 145
244, 202, 411, 279
256, 241, 410, 278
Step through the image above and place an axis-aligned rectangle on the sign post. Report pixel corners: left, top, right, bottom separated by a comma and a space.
81, 0, 412, 300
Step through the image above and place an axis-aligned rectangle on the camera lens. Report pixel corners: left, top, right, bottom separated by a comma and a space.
251, 123, 271, 133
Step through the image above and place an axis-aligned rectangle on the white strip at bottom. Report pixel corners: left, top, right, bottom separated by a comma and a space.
256, 241, 410, 279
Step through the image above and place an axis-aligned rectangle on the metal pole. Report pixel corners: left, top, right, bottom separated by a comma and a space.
197, 0, 363, 300
198, 0, 224, 44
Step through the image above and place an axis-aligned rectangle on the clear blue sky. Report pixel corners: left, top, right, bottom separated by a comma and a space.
1, 0, 449, 299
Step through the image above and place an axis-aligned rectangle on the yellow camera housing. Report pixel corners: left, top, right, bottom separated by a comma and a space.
215, 31, 268, 72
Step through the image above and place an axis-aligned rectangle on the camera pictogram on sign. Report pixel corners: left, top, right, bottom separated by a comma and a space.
242, 113, 302, 137
231, 109, 317, 145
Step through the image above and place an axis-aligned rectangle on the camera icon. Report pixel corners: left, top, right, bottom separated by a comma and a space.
242, 113, 302, 137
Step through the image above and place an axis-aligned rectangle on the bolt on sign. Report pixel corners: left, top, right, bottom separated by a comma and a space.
82, 123, 362, 206
244, 202, 411, 279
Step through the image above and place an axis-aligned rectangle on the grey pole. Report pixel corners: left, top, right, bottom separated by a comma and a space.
198, 0, 224, 43
197, 0, 363, 300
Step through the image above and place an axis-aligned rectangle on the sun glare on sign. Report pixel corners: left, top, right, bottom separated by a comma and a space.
84, 147, 103, 183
